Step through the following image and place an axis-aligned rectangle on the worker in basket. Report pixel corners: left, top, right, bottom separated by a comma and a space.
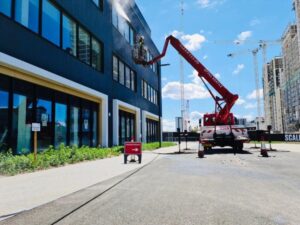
138, 35, 145, 61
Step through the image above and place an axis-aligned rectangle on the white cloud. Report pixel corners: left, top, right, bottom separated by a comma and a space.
215, 73, 221, 79
181, 34, 206, 51
233, 64, 245, 75
196, 0, 225, 8
236, 98, 246, 105
245, 103, 257, 109
162, 81, 210, 100
203, 55, 208, 60
169, 30, 206, 52
247, 89, 263, 100
163, 119, 176, 132
189, 111, 204, 127
234, 31, 252, 44
250, 18, 261, 26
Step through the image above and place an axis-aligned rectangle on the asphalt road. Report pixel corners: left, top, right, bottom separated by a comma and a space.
2, 143, 300, 225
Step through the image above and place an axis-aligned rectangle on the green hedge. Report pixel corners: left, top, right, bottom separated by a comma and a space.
0, 142, 175, 176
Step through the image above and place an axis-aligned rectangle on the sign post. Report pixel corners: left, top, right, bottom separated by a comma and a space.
32, 123, 41, 161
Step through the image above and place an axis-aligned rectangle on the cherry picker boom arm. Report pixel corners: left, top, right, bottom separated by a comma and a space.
144, 35, 239, 124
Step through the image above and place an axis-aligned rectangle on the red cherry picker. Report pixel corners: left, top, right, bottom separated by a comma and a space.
133, 35, 249, 155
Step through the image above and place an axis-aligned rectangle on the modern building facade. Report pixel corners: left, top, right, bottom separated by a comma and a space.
263, 57, 284, 133
0, 0, 162, 154
281, 24, 300, 132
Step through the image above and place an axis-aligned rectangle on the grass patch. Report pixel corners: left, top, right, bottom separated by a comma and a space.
0, 142, 176, 176
142, 142, 176, 151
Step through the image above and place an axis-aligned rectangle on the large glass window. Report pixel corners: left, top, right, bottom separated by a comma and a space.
91, 38, 101, 71
0, 77, 9, 152
119, 61, 125, 85
125, 66, 130, 89
82, 105, 91, 146
119, 110, 135, 145
129, 27, 135, 46
55, 102, 67, 147
131, 71, 135, 91
70, 98, 80, 146
0, 0, 12, 17
62, 14, 77, 56
78, 27, 91, 65
15, 0, 39, 33
42, 0, 60, 46
12, 81, 34, 154
36, 89, 52, 151
113, 56, 119, 81
92, 105, 98, 147
112, 7, 118, 28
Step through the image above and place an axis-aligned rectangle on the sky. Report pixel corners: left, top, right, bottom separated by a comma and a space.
135, 0, 295, 131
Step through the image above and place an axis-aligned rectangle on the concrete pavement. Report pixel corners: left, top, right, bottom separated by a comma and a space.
0, 149, 166, 218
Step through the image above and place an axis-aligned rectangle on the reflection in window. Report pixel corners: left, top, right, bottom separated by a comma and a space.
130, 71, 135, 91
82, 107, 90, 146
12, 94, 33, 154
92, 109, 98, 147
113, 56, 119, 81
36, 99, 52, 150
62, 14, 77, 56
119, 61, 125, 85
42, 0, 60, 46
78, 27, 91, 65
125, 66, 130, 89
0, 89, 9, 151
70, 105, 79, 146
55, 103, 67, 147
15, 0, 39, 33
0, 0, 12, 17
92, 38, 101, 71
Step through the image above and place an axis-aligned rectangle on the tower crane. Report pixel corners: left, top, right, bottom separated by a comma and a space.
227, 47, 262, 129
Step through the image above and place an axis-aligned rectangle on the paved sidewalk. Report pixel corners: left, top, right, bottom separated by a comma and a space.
0, 149, 173, 217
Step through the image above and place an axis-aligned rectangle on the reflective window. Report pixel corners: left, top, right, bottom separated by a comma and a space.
130, 71, 135, 91
78, 27, 91, 65
92, 107, 98, 147
112, 7, 118, 28
119, 61, 125, 85
55, 103, 67, 147
92, 0, 99, 7
70, 102, 79, 146
0, 0, 11, 17
92, 38, 101, 71
15, 0, 39, 33
42, 0, 61, 46
0, 77, 9, 152
113, 56, 119, 81
62, 14, 77, 56
12, 81, 34, 154
82, 106, 91, 146
129, 27, 135, 46
125, 66, 130, 89
119, 110, 135, 145
36, 98, 52, 150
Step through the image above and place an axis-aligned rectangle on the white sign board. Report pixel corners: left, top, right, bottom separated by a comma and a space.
32, 123, 41, 132
175, 117, 183, 132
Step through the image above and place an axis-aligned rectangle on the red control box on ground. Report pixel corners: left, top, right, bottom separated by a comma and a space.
124, 142, 142, 164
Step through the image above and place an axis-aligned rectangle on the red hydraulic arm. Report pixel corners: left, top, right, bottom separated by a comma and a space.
144, 35, 239, 125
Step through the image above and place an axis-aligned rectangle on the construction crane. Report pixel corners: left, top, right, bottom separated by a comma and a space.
227, 48, 262, 129
132, 35, 249, 152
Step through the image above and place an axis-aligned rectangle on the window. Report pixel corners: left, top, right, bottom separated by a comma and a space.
92, 0, 103, 10
70, 97, 80, 146
113, 56, 119, 81
55, 102, 67, 147
36, 87, 52, 150
125, 66, 131, 89
112, 7, 118, 28
0, 0, 11, 17
119, 110, 135, 145
92, 0, 99, 7
129, 27, 135, 46
12, 80, 34, 154
119, 61, 125, 85
92, 38, 102, 71
0, 77, 9, 152
62, 14, 77, 56
15, 0, 39, 33
78, 27, 91, 65
82, 105, 91, 146
92, 105, 98, 147
131, 71, 135, 91
42, 0, 61, 46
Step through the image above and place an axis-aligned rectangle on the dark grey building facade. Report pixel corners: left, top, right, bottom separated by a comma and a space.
0, 0, 161, 154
